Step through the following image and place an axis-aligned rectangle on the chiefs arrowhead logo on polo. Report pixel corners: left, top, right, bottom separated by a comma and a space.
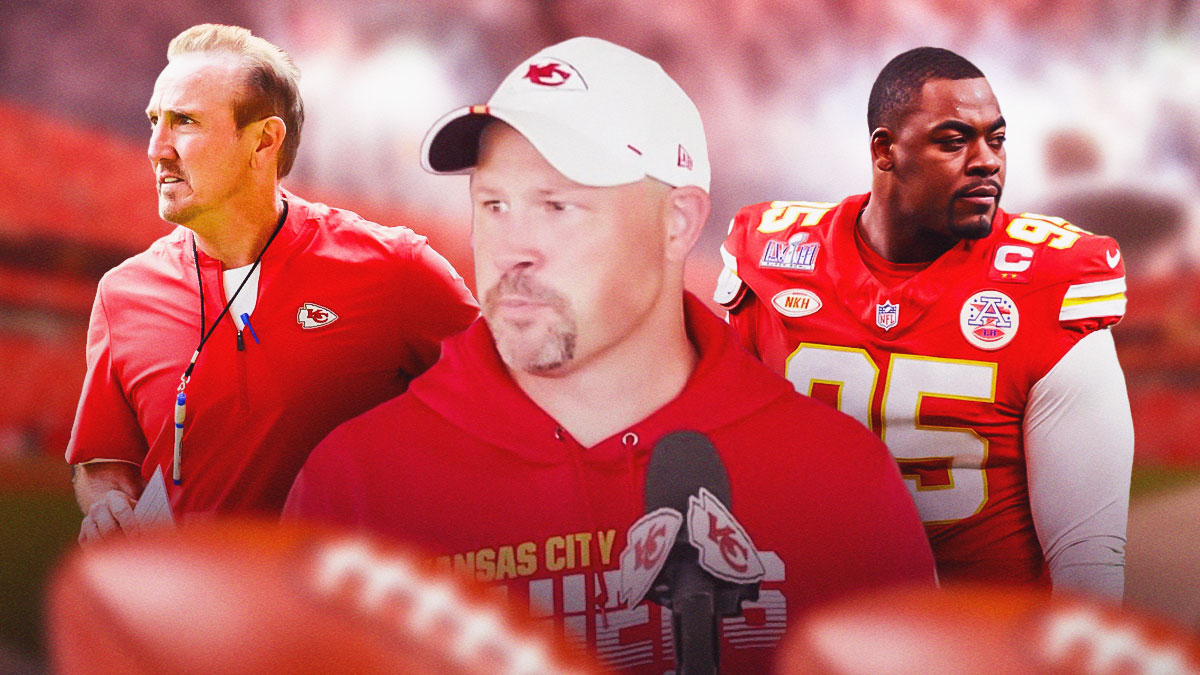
297, 303, 338, 330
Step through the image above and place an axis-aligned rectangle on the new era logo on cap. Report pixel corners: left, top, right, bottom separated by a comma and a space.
677, 144, 693, 171
522, 61, 586, 89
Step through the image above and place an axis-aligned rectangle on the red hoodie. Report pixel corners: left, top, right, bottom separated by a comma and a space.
285, 293, 935, 673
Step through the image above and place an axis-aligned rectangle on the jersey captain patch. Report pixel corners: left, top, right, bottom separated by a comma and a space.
960, 290, 1019, 350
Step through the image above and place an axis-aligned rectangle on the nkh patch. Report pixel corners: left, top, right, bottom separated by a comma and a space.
960, 290, 1019, 350
770, 288, 822, 318
876, 301, 899, 331
759, 232, 820, 272
618, 508, 683, 609
297, 303, 338, 330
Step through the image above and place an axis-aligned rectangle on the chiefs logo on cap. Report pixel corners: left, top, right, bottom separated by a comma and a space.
521, 59, 587, 90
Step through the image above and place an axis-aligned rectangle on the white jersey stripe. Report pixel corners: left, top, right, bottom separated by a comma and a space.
1060, 276, 1126, 321
719, 243, 739, 273
1060, 297, 1127, 322
714, 244, 746, 306
1063, 276, 1125, 300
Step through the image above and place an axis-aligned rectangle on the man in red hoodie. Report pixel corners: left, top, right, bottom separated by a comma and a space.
285, 37, 935, 673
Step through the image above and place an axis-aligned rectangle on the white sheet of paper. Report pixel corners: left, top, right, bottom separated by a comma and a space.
134, 465, 176, 530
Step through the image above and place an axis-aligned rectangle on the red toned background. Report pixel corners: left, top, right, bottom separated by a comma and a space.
3, 1, 1198, 669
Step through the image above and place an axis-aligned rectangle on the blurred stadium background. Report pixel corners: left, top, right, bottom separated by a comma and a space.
2, 0, 1198, 670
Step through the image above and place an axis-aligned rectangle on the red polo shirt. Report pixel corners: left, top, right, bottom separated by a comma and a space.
67, 191, 478, 516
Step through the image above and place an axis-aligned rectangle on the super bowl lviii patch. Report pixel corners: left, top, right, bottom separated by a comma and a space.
760, 232, 819, 272
961, 290, 1019, 350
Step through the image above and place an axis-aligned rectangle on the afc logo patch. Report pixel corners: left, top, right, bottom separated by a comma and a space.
960, 290, 1019, 350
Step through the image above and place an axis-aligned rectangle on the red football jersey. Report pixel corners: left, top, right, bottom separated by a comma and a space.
717, 193, 1127, 585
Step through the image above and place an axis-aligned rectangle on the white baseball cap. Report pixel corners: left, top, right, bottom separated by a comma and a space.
421, 36, 710, 191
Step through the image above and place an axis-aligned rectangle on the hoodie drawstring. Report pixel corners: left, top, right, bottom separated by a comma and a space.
560, 428, 644, 631
561, 427, 619, 630
621, 431, 640, 524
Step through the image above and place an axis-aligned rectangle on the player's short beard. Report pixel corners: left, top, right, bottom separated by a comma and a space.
947, 187, 1002, 241
950, 213, 993, 240
483, 270, 578, 375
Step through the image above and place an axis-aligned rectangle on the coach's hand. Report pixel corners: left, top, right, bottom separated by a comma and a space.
72, 461, 144, 546
79, 490, 139, 545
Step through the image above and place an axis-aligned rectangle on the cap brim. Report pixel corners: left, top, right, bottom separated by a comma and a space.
421, 106, 493, 175
421, 105, 645, 187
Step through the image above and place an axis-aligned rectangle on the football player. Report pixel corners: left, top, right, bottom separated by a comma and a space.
715, 47, 1133, 598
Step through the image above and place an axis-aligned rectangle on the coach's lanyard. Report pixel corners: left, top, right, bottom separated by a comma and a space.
173, 201, 288, 485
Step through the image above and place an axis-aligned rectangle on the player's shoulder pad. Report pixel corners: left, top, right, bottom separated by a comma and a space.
994, 211, 1126, 327
714, 200, 839, 310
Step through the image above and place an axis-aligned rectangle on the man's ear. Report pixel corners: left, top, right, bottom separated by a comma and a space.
664, 185, 711, 263
250, 116, 286, 172
870, 127, 894, 172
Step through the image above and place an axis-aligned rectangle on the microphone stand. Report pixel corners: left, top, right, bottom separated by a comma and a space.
653, 546, 755, 674
672, 560, 719, 675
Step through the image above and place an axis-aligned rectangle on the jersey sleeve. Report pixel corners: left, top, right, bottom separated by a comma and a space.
1024, 328, 1133, 599
65, 279, 149, 466
714, 205, 769, 312
715, 208, 762, 357
1048, 223, 1126, 334
393, 234, 480, 377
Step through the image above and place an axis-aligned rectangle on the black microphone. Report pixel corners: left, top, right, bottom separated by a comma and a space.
636, 431, 763, 675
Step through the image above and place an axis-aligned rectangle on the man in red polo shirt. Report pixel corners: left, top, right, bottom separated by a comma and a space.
67, 24, 477, 541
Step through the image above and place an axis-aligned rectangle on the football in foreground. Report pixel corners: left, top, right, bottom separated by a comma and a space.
777, 583, 1200, 674
46, 519, 597, 675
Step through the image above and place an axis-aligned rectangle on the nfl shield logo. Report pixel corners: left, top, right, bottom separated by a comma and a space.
876, 301, 899, 331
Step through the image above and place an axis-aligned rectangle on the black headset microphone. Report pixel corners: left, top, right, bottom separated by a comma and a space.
634, 431, 764, 675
